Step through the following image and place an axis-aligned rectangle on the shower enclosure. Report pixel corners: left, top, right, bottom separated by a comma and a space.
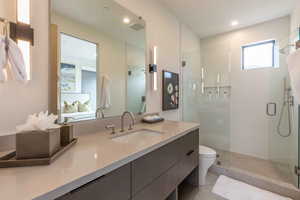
181, 18, 299, 188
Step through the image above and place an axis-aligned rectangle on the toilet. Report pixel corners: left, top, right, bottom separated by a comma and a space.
199, 145, 217, 186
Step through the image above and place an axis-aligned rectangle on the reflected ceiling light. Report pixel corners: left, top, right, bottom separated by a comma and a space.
231, 20, 239, 26
123, 17, 131, 24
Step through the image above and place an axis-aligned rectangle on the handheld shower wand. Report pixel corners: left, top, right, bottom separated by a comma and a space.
277, 78, 293, 137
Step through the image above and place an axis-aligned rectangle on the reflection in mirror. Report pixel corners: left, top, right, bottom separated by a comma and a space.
60, 34, 98, 122
51, 0, 146, 123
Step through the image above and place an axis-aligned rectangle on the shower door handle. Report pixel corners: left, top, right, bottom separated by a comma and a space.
266, 103, 277, 116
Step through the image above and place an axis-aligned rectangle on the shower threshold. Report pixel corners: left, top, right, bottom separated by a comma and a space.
210, 150, 300, 199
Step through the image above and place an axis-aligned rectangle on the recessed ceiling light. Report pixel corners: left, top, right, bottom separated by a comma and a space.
231, 20, 239, 26
123, 17, 131, 24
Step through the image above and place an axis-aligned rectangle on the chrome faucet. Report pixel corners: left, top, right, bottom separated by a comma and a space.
95, 107, 105, 119
121, 111, 135, 132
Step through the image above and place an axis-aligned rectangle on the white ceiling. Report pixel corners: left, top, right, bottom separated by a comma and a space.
159, 0, 296, 38
52, 0, 146, 48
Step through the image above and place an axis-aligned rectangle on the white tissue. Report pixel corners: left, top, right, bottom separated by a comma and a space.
16, 111, 61, 132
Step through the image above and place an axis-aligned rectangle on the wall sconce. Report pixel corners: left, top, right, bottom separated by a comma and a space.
201, 67, 205, 94
13, 0, 33, 80
149, 46, 158, 91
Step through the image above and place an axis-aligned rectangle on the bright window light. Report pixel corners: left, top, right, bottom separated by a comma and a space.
242, 40, 276, 70
18, 40, 31, 80
17, 0, 30, 24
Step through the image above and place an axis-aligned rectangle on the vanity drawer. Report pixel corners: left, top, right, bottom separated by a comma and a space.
132, 129, 199, 195
132, 163, 180, 200
132, 139, 180, 194
178, 129, 199, 159
177, 146, 199, 184
56, 164, 131, 200
175, 130, 199, 184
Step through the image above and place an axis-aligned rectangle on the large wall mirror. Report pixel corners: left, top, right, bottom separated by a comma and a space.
50, 0, 146, 123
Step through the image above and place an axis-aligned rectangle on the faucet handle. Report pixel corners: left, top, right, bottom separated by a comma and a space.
105, 124, 116, 134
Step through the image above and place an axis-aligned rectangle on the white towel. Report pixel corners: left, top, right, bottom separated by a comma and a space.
287, 48, 300, 102
0, 36, 7, 81
100, 74, 111, 109
212, 175, 293, 200
0, 36, 27, 82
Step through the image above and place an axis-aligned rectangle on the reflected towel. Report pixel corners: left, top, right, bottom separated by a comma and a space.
213, 175, 292, 200
100, 74, 111, 109
287, 48, 300, 102
0, 36, 27, 82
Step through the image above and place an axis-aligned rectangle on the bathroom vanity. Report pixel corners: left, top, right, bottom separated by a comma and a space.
0, 121, 200, 200
57, 128, 199, 200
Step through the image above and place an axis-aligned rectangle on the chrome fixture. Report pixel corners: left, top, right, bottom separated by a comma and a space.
277, 78, 294, 138
279, 44, 296, 55
121, 111, 135, 132
266, 103, 277, 117
105, 124, 116, 135
95, 107, 105, 119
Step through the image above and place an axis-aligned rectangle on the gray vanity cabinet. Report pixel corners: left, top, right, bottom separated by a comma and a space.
132, 130, 199, 200
56, 164, 131, 200
56, 129, 199, 200
131, 138, 181, 194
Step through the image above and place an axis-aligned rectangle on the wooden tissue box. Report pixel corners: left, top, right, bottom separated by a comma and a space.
60, 124, 74, 147
16, 128, 61, 159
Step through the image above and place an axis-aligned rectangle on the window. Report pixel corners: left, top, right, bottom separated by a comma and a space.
242, 40, 276, 70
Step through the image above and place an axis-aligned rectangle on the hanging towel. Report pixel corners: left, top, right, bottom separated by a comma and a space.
0, 35, 27, 82
100, 74, 111, 109
287, 48, 300, 102
0, 36, 7, 81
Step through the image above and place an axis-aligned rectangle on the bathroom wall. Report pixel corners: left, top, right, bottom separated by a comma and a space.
180, 23, 203, 133
52, 12, 127, 117
200, 16, 291, 159
291, 1, 300, 33
0, 0, 49, 136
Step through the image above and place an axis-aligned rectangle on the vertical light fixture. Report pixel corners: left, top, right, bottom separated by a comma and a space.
201, 67, 205, 94
17, 0, 31, 80
216, 73, 220, 96
149, 46, 158, 91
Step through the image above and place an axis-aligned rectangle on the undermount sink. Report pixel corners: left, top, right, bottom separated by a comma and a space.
111, 129, 163, 143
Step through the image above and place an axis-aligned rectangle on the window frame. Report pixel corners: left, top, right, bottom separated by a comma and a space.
241, 39, 276, 70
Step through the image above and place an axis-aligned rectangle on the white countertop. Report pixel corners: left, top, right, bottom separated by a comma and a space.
0, 120, 200, 200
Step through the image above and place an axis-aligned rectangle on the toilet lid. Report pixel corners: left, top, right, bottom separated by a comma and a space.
199, 145, 216, 156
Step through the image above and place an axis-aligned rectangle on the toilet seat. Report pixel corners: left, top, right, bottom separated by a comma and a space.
199, 145, 216, 158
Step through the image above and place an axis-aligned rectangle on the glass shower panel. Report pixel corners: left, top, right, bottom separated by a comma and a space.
181, 27, 231, 165
198, 38, 231, 155
268, 32, 299, 188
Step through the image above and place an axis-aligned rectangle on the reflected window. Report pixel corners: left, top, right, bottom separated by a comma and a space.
242, 40, 276, 70
60, 33, 98, 122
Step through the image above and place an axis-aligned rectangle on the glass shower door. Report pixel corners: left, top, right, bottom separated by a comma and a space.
181, 28, 231, 166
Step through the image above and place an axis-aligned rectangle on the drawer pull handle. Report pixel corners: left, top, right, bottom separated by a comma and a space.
186, 150, 194, 156
70, 175, 106, 194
